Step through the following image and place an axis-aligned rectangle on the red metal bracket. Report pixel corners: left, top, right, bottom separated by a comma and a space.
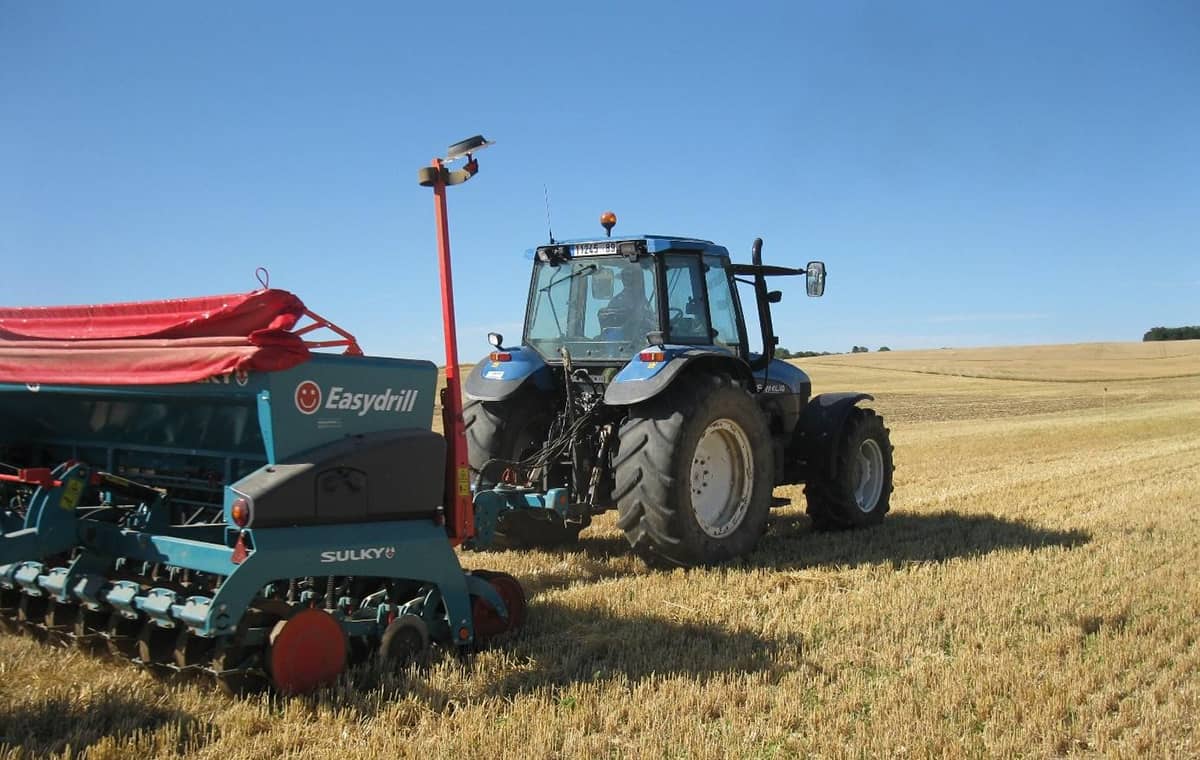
0, 468, 59, 489
291, 308, 364, 356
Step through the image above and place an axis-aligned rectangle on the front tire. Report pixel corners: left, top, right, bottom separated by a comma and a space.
614, 374, 775, 566
804, 408, 893, 531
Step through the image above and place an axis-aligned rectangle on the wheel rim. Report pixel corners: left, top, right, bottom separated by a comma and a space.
854, 438, 885, 513
690, 418, 754, 539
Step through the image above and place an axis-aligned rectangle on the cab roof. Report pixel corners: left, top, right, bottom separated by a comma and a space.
527, 235, 731, 258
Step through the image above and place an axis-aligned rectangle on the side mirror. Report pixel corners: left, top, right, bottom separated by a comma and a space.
806, 261, 826, 297
591, 268, 615, 300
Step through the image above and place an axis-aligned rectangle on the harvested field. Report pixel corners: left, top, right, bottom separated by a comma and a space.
1, 342, 1198, 758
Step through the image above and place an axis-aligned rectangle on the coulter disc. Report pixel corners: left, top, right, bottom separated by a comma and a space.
173, 628, 214, 670
136, 621, 177, 665
212, 641, 267, 696
0, 588, 20, 634
44, 600, 80, 632
105, 613, 142, 659
73, 606, 109, 651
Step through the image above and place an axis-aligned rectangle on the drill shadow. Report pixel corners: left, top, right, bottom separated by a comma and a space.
479, 596, 803, 699
336, 510, 1087, 710
0, 692, 210, 756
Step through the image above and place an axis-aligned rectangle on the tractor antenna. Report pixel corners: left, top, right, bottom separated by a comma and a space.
544, 185, 555, 244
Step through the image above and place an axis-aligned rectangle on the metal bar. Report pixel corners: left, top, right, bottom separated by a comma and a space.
297, 307, 364, 356
0, 470, 59, 488
431, 158, 474, 544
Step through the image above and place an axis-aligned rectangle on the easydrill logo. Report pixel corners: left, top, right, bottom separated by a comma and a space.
320, 546, 397, 563
293, 381, 419, 416
294, 380, 322, 414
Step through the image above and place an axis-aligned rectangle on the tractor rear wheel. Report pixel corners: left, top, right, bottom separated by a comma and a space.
614, 374, 774, 566
464, 393, 581, 548
804, 408, 893, 531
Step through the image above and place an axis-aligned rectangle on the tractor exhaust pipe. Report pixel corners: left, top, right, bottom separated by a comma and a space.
748, 238, 777, 372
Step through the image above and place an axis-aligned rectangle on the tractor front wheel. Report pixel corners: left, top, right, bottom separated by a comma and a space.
804, 408, 894, 531
614, 374, 774, 566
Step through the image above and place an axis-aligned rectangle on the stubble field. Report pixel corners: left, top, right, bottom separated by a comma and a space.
1, 341, 1198, 758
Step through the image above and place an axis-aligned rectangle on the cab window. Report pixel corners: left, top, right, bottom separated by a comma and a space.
704, 256, 741, 349
663, 255, 711, 343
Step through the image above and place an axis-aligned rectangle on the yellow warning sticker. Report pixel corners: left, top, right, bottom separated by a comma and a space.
60, 479, 83, 510
457, 466, 471, 497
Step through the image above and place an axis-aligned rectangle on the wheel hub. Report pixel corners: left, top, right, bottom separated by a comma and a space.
690, 418, 754, 539
854, 438, 885, 512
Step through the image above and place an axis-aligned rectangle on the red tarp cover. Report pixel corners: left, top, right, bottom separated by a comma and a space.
0, 290, 312, 385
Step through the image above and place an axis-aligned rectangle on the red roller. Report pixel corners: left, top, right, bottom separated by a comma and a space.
471, 571, 528, 640
266, 609, 348, 695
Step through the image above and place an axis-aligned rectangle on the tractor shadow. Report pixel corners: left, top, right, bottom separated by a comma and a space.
748, 509, 1091, 571
529, 509, 1089, 593
0, 693, 210, 756
473, 510, 1089, 697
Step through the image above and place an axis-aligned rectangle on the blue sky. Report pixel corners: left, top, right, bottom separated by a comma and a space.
2, 2, 1197, 361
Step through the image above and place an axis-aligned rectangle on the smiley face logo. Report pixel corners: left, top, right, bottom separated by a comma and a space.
294, 380, 322, 415
384, 547, 396, 559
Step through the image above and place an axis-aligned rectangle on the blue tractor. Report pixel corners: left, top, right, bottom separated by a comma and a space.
464, 216, 895, 565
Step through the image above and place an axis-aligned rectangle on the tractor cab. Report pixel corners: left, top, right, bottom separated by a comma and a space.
522, 236, 748, 366
465, 215, 827, 407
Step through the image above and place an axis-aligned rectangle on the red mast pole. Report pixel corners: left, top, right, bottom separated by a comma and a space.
430, 158, 474, 545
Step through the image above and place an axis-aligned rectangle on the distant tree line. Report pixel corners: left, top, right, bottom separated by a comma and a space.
775, 347, 835, 359
1143, 326, 1200, 341
776, 346, 892, 358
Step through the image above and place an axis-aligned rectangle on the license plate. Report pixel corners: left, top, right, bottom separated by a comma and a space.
571, 241, 619, 257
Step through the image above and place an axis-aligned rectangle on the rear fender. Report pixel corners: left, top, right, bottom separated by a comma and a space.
464, 346, 553, 402
793, 392, 874, 480
603, 346, 753, 406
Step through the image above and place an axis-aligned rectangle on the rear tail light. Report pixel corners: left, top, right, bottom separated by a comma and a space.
489, 352, 512, 362
638, 350, 665, 362
230, 496, 251, 527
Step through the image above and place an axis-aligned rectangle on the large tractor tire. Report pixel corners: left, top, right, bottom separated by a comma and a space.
463, 393, 581, 548
613, 373, 775, 566
804, 408, 893, 531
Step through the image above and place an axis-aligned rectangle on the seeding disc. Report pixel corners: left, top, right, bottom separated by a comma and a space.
266, 608, 347, 695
